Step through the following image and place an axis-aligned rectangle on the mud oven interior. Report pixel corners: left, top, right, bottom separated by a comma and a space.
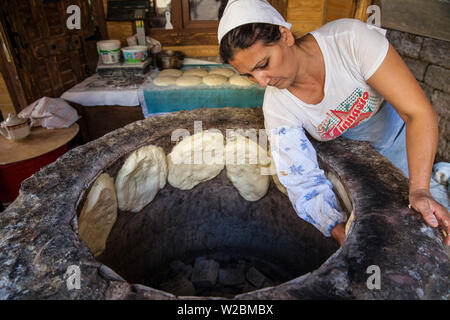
1, 107, 448, 300
77, 108, 348, 299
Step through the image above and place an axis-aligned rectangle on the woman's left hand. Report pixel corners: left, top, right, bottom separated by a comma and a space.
409, 188, 450, 246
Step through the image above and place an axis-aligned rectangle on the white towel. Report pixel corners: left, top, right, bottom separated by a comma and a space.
18, 97, 79, 129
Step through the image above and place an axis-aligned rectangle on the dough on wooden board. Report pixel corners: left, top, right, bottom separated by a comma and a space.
229, 75, 254, 87
167, 131, 225, 190
78, 173, 118, 257
154, 76, 177, 86
209, 67, 235, 78
115, 145, 167, 213
202, 74, 228, 86
225, 132, 271, 201
183, 68, 209, 77
158, 69, 183, 77
176, 75, 202, 87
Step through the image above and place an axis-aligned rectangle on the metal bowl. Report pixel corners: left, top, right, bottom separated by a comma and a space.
155, 50, 185, 70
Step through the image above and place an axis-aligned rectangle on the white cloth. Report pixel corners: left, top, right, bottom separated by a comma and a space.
18, 97, 79, 129
264, 19, 389, 142
265, 19, 389, 236
431, 162, 450, 210
61, 74, 141, 107
217, 0, 291, 43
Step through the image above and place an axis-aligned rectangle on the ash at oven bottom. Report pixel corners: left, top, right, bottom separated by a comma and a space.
141, 252, 293, 298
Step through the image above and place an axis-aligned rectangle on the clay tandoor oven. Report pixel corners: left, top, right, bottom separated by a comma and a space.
0, 107, 448, 299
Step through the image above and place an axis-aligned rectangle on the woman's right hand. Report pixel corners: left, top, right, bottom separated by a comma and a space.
409, 188, 450, 246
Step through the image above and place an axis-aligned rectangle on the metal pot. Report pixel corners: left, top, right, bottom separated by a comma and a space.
156, 50, 185, 69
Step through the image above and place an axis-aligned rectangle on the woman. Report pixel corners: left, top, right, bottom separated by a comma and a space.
218, 0, 449, 246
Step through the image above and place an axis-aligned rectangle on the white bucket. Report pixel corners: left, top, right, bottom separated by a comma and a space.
97, 40, 121, 64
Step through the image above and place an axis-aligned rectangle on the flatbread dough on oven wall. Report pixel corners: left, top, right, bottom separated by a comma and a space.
225, 132, 271, 201
167, 131, 225, 190
115, 145, 168, 213
78, 173, 118, 257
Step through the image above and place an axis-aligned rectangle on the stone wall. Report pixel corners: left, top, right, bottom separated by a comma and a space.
387, 30, 450, 162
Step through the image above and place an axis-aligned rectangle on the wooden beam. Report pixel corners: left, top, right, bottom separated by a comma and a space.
0, 19, 28, 111
354, 0, 373, 22
162, 45, 219, 57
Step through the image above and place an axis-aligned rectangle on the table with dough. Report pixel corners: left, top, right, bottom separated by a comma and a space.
140, 64, 266, 118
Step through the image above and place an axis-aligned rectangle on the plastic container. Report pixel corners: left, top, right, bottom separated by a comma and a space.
97, 40, 121, 64
122, 46, 149, 64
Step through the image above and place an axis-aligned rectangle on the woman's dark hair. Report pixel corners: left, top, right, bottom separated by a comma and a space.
219, 23, 281, 64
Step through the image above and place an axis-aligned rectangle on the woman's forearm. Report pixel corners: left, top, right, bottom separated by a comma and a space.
405, 110, 439, 194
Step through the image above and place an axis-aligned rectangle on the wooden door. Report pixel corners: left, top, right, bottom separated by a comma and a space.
0, 0, 106, 108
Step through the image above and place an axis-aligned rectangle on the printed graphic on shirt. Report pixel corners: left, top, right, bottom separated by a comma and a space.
317, 88, 380, 141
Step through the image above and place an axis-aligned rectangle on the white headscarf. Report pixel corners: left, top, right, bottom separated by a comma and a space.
218, 0, 292, 44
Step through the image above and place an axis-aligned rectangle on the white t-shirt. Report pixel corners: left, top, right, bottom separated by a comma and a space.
263, 18, 389, 141
263, 19, 389, 237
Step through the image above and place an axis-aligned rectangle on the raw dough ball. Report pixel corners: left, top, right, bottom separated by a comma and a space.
225, 132, 271, 201
154, 76, 178, 86
209, 67, 235, 78
176, 75, 202, 87
159, 69, 183, 77
78, 173, 118, 257
229, 75, 254, 87
183, 68, 209, 77
167, 131, 224, 190
115, 145, 167, 213
202, 74, 228, 86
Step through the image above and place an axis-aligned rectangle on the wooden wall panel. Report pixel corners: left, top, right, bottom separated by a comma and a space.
326, 0, 355, 22
102, 0, 135, 44
0, 72, 15, 119
102, 0, 359, 57
163, 45, 219, 57
377, 0, 450, 41
107, 21, 134, 46
287, 0, 327, 36
0, 0, 105, 106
